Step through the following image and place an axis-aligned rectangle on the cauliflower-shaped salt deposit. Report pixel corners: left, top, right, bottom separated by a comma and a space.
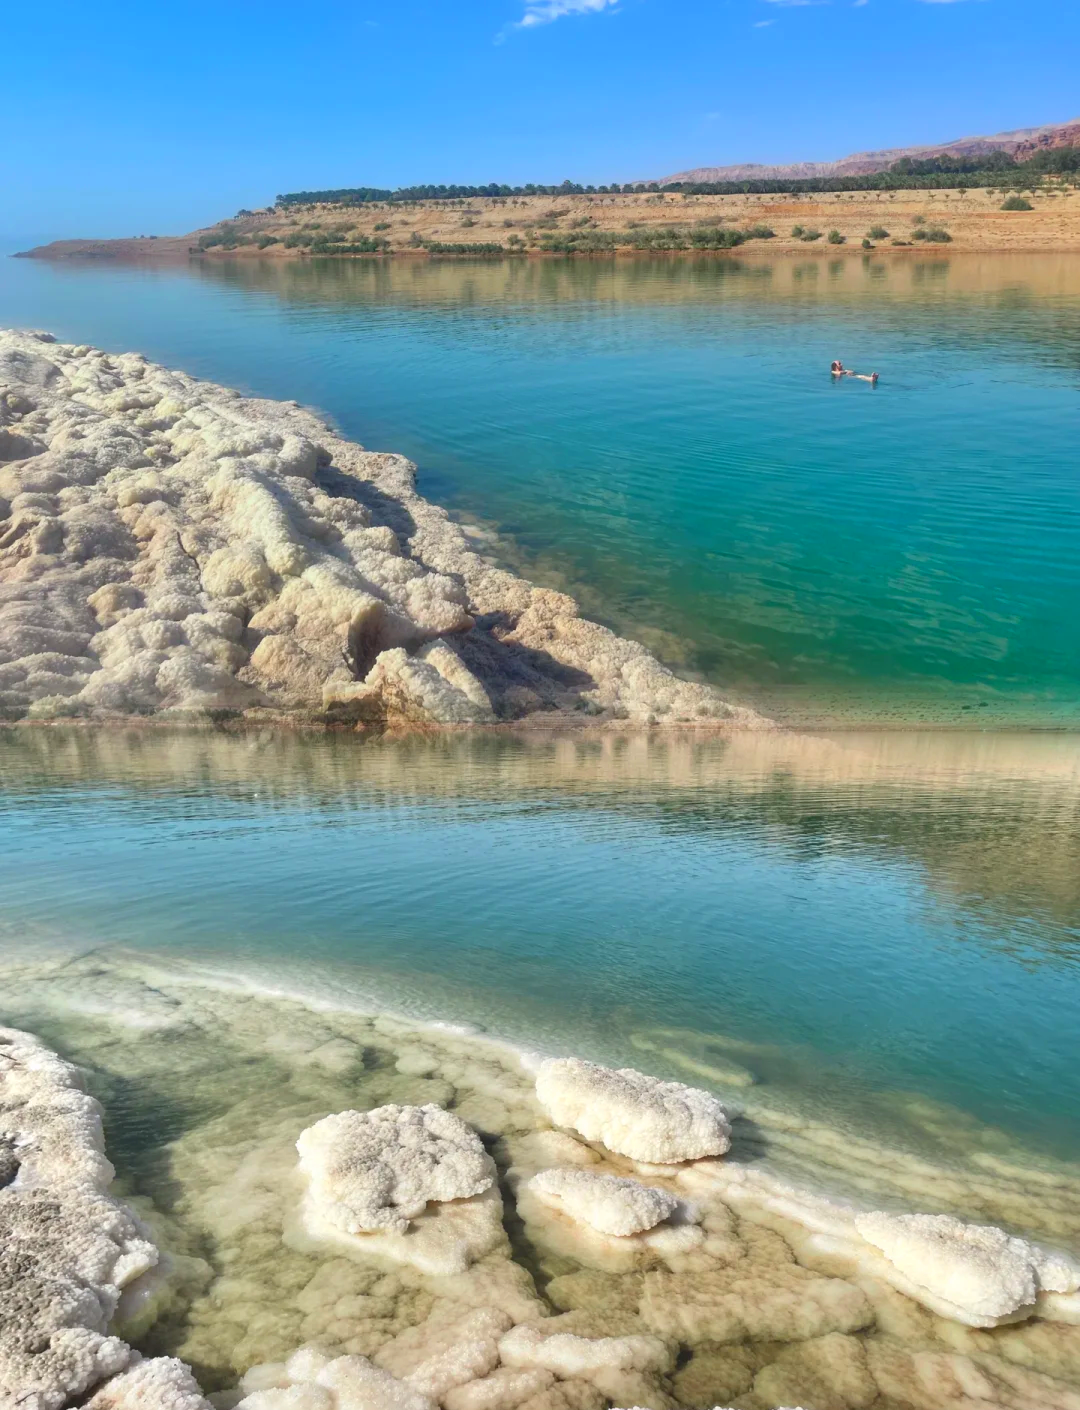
854, 1211, 1080, 1328
295, 1104, 496, 1235
535, 1059, 731, 1164
527, 1168, 679, 1237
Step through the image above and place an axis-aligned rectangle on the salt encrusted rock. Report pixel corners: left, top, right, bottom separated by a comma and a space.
324, 644, 495, 725
853, 1211, 1080, 1328
534, 1059, 731, 1164
236, 1351, 435, 1410
527, 1169, 680, 1237
81, 1355, 213, 1408
0, 1026, 160, 1409
498, 1324, 673, 1382
295, 1104, 496, 1235
0, 328, 769, 728
374, 1306, 510, 1399
443, 1368, 558, 1410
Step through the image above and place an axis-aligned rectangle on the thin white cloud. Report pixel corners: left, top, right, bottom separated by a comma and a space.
516, 0, 619, 28
754, 16, 776, 23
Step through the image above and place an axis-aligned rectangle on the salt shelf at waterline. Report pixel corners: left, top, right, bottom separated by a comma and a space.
0, 329, 765, 728
3, 954, 1080, 1409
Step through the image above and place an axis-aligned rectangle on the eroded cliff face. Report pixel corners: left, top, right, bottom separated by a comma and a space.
0, 330, 765, 730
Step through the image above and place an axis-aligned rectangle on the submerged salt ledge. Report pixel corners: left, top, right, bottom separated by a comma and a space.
0, 328, 766, 728
3, 956, 1080, 1410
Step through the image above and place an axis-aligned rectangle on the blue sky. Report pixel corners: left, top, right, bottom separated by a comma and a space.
4, 0, 1078, 239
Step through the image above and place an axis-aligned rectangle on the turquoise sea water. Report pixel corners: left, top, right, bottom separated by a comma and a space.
2, 728, 1078, 1170
2, 248, 1079, 724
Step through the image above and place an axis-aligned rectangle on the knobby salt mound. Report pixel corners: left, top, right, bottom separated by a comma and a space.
0, 329, 768, 728
0, 1026, 212, 1409
527, 1168, 680, 1237
295, 1104, 496, 1235
534, 1058, 732, 1163
854, 1210, 1080, 1328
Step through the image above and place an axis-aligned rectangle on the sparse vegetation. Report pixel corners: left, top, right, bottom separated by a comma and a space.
868, 225, 889, 240
1001, 195, 1034, 211
424, 241, 509, 256
827, 230, 845, 245
912, 227, 952, 243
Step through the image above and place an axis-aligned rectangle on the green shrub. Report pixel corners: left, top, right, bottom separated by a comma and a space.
791, 224, 805, 237
827, 229, 845, 244
912, 227, 952, 243
373, 221, 392, 230
800, 229, 823, 242
744, 223, 775, 240
1001, 195, 1034, 211
891, 239, 912, 246
862, 238, 874, 250
868, 225, 889, 239
425, 241, 507, 255
255, 234, 279, 249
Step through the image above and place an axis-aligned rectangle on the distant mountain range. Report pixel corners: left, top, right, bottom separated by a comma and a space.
659, 118, 1080, 185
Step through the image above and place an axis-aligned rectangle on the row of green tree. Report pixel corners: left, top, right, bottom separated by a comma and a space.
275, 148, 1078, 208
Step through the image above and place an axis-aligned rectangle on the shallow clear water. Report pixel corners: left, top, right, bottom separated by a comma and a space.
2, 727, 1078, 1170
3, 249, 1080, 724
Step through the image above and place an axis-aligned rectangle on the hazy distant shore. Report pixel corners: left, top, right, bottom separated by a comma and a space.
18, 183, 1080, 264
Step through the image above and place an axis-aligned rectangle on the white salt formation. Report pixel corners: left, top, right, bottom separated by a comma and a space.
3, 954, 1080, 1410
526, 1170, 679, 1237
854, 1210, 1080, 1328
296, 1105, 496, 1234
292, 1105, 503, 1276
0, 1025, 177, 1408
82, 1355, 211, 1408
0, 329, 767, 727
535, 1059, 732, 1164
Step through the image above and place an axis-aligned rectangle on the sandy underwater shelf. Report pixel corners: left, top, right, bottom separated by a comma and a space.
3, 950, 1080, 1410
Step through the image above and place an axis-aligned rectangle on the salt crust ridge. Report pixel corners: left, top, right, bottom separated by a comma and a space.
0, 1024, 197, 1409
0, 329, 767, 729
3, 954, 1080, 1410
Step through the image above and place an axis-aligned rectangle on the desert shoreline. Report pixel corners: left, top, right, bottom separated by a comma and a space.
17, 182, 1080, 263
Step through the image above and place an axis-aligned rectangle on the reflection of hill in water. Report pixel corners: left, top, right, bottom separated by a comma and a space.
4, 727, 1078, 956
188, 253, 1080, 373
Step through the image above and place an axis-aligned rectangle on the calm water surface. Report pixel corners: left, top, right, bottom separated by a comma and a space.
2, 248, 1079, 724
2, 728, 1078, 1166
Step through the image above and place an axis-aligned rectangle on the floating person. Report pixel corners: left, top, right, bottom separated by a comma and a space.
830, 360, 846, 375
